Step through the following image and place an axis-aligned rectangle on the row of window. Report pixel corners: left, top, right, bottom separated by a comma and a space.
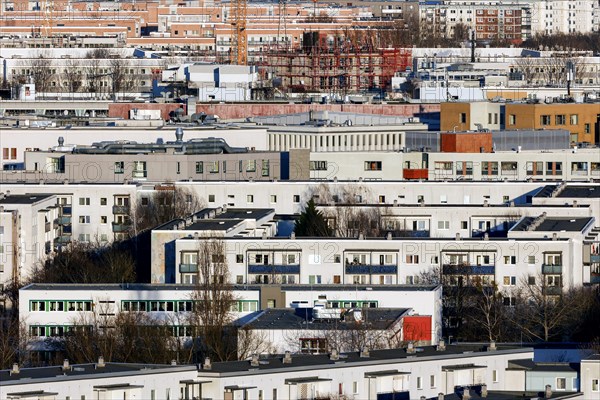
30, 300, 93, 312
447, 161, 598, 175
121, 300, 258, 313
78, 197, 129, 206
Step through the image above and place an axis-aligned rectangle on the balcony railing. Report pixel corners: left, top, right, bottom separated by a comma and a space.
542, 286, 562, 296
542, 264, 562, 274
179, 263, 199, 273
590, 255, 600, 263
443, 264, 495, 275
54, 235, 71, 244
56, 216, 72, 225
248, 264, 300, 274
345, 264, 398, 274
61, 206, 72, 216
591, 273, 600, 284
376, 391, 410, 400
112, 222, 131, 233
112, 205, 130, 214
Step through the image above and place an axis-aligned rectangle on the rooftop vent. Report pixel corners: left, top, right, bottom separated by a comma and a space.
97, 356, 105, 368
203, 357, 211, 370
175, 127, 184, 143
283, 351, 292, 364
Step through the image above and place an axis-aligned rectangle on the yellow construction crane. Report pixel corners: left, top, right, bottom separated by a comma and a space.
230, 0, 248, 65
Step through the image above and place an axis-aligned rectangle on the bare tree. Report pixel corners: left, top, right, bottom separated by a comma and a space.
236, 326, 276, 360
513, 273, 589, 342
469, 282, 505, 342
187, 238, 237, 361
130, 186, 206, 234
62, 58, 83, 95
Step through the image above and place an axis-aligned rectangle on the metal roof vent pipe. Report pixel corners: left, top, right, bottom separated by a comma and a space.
283, 351, 292, 364
481, 384, 488, 398
438, 393, 444, 400
250, 354, 260, 367
97, 356, 105, 368
290, 232, 296, 240
573, 200, 578, 208
436, 340, 446, 351
545, 385, 552, 399
62, 359, 71, 371
203, 357, 211, 370
484, 233, 489, 241
552, 233, 558, 241
330, 349, 339, 361
455, 233, 461, 241
386, 232, 392, 240
175, 127, 184, 143
11, 363, 19, 375
58, 136, 64, 146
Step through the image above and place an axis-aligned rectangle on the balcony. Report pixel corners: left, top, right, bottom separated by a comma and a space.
443, 264, 495, 275
179, 263, 199, 273
61, 206, 72, 216
591, 273, 600, 284
112, 205, 130, 214
56, 216, 72, 225
54, 235, 71, 244
248, 264, 301, 274
542, 286, 562, 296
590, 255, 600, 263
345, 264, 398, 274
112, 222, 131, 233
542, 264, 562, 274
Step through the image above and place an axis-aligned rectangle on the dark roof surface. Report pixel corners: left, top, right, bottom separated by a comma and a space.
0, 194, 54, 205
244, 307, 409, 330
184, 219, 241, 231
1, 362, 191, 384
507, 359, 579, 372
535, 185, 600, 199
432, 390, 579, 400
218, 208, 274, 220
21, 283, 440, 292
204, 344, 528, 374
512, 217, 593, 232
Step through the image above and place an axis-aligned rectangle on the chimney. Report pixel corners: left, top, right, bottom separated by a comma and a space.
97, 356, 105, 368
420, 397, 427, 400
360, 347, 370, 358
63, 179, 69, 185
283, 351, 292, 364
290, 232, 296, 240
438, 393, 444, 400
573, 200, 578, 208
488, 341, 496, 351
250, 354, 260, 367
483, 199, 489, 207
484, 233, 489, 241
62, 359, 71, 371
436, 340, 446, 351
463, 388, 471, 400
262, 231, 267, 240
481, 384, 488, 398
545, 384, 552, 399
10, 363, 19, 375
203, 357, 212, 370
171, 359, 177, 366
386, 232, 392, 240
552, 233, 558, 240
358, 232, 365, 240
175, 127, 184, 143
330, 349, 339, 361
407, 342, 416, 354
455, 233, 461, 241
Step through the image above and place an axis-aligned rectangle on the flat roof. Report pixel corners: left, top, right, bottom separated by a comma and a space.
535, 184, 600, 199
20, 283, 440, 292
436, 390, 579, 400
0, 194, 54, 205
1, 362, 194, 384
184, 219, 242, 231
244, 308, 409, 330
512, 217, 593, 232
202, 345, 530, 374
507, 359, 578, 373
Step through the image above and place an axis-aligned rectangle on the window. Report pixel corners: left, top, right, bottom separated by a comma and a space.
459, 113, 467, 123
461, 221, 468, 229
247, 195, 254, 203
261, 160, 270, 176
572, 162, 588, 172
540, 115, 551, 126
293, 195, 300, 203
508, 114, 516, 125
417, 376, 423, 390
481, 162, 498, 175
405, 255, 419, 264
100, 216, 107, 224
310, 161, 327, 171
556, 378, 566, 390
526, 161, 543, 175
555, 115, 566, 125
246, 160, 256, 172
365, 161, 382, 171
209, 161, 219, 173
584, 123, 591, 134
236, 254, 244, 263
195, 162, 203, 173
113, 161, 124, 174
434, 161, 453, 171
79, 197, 90, 206
79, 216, 90, 224
353, 382, 358, 394
208, 194, 215, 202
503, 276, 516, 286
570, 114, 578, 125
504, 256, 516, 265
528, 256, 536, 264
493, 370, 498, 382
438, 221, 449, 230
430, 375, 436, 388
592, 379, 599, 392
456, 161, 473, 175
132, 161, 147, 178
528, 276, 536, 285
